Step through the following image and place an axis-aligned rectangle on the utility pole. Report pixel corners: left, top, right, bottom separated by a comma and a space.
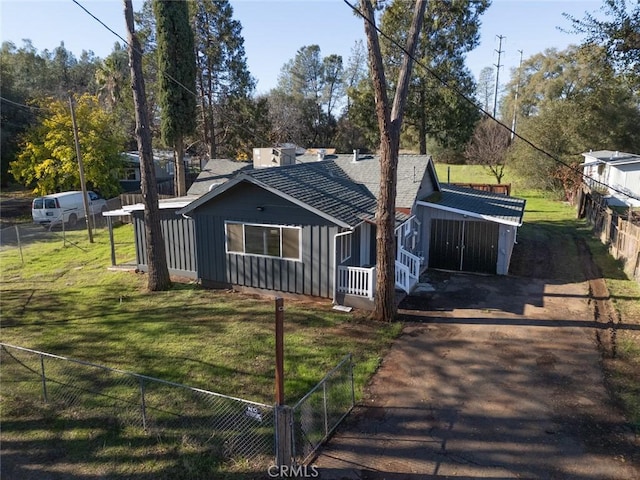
510, 49, 523, 141
493, 35, 505, 118
69, 95, 94, 243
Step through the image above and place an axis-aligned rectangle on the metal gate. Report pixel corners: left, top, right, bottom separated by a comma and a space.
429, 219, 498, 274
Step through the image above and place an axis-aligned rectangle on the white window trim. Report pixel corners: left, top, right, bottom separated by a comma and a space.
225, 221, 302, 261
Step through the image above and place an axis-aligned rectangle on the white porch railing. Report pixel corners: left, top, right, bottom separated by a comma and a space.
337, 248, 421, 299
395, 248, 421, 294
337, 266, 376, 299
398, 248, 421, 278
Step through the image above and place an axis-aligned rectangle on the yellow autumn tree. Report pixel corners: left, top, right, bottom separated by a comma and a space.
10, 94, 125, 197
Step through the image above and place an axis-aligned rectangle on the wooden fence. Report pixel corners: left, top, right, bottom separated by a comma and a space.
579, 187, 640, 283
449, 183, 511, 195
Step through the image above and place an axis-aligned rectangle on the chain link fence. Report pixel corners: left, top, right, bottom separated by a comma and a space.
1, 343, 275, 463
291, 353, 355, 463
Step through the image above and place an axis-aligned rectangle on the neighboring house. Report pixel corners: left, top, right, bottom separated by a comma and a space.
187, 158, 254, 196
120, 151, 174, 193
109, 148, 526, 307
581, 150, 640, 207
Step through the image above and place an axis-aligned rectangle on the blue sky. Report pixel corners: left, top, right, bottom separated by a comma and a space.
1, 0, 600, 95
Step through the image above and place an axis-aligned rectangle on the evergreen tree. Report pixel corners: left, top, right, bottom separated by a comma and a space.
349, 0, 488, 154
153, 0, 197, 196
272, 45, 344, 147
191, 0, 255, 158
504, 45, 640, 200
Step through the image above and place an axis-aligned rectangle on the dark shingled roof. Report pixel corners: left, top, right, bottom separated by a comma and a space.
296, 153, 434, 209
180, 161, 389, 228
188, 153, 436, 210
422, 184, 526, 226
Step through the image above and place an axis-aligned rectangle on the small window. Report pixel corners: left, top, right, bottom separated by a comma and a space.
340, 234, 352, 263
282, 227, 300, 259
44, 199, 57, 209
33, 198, 43, 209
226, 223, 243, 253
225, 222, 301, 260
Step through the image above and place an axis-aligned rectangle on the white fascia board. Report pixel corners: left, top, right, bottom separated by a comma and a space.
416, 200, 523, 227
102, 209, 132, 217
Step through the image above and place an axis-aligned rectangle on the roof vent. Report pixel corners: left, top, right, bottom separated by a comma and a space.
317, 149, 326, 161
352, 149, 360, 163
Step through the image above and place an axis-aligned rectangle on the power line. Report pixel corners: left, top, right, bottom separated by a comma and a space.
0, 95, 127, 155
342, 0, 639, 202
71, 0, 273, 150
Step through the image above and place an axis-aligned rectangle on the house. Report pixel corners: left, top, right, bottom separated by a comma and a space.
178, 160, 418, 308
581, 150, 640, 207
109, 149, 526, 307
120, 151, 174, 193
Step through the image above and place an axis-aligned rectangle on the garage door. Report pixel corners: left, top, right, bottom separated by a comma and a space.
429, 219, 498, 274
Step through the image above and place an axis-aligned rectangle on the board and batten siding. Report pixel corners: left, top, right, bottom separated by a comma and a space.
190, 183, 339, 299
133, 210, 197, 279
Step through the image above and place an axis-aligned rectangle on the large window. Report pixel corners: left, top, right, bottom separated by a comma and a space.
225, 222, 301, 260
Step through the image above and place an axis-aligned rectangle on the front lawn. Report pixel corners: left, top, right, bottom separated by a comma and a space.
0, 224, 401, 478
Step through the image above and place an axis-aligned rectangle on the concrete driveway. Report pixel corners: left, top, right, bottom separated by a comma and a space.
313, 271, 639, 479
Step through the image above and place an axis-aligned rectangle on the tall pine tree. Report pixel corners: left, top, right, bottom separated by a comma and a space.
192, 0, 255, 159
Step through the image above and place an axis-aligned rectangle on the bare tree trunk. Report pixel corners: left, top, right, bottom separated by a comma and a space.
419, 86, 427, 155
361, 0, 426, 321
174, 136, 186, 197
124, 0, 171, 291
208, 103, 216, 159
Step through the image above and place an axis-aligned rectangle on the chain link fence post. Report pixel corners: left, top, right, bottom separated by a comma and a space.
40, 354, 48, 403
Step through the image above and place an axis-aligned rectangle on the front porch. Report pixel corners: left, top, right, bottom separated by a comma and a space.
335, 247, 422, 310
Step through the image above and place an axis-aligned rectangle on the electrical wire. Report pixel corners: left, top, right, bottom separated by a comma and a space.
343, 0, 640, 202
0, 95, 127, 151
71, 0, 273, 149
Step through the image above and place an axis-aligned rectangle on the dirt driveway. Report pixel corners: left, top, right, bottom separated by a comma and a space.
314, 271, 639, 479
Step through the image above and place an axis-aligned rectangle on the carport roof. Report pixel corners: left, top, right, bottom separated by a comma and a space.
418, 184, 526, 226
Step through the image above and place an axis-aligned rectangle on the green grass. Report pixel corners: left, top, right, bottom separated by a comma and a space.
434, 162, 505, 184
2, 177, 640, 474
0, 224, 401, 478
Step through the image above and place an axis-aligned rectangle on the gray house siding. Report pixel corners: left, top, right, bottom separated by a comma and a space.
133, 210, 197, 279
190, 183, 339, 298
